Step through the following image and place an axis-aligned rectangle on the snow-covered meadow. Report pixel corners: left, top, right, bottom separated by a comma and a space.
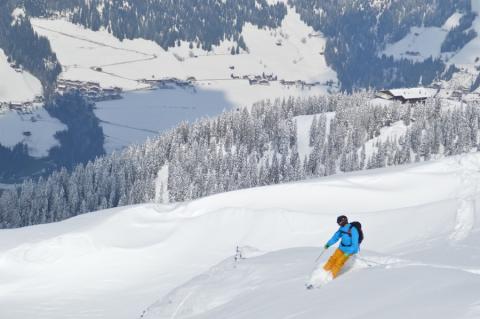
31, 8, 336, 91
0, 49, 42, 104
0, 106, 66, 157
0, 152, 479, 318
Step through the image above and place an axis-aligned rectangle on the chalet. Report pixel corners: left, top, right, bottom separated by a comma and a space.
282, 80, 296, 86
451, 91, 463, 99
88, 86, 101, 92
103, 88, 117, 93
10, 102, 23, 109
376, 88, 438, 103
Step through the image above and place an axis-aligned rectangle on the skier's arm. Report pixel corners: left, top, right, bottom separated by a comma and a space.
325, 230, 341, 248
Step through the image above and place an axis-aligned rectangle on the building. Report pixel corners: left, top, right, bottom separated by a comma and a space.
376, 88, 439, 103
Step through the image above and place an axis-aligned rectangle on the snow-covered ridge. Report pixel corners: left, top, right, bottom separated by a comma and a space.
0, 152, 479, 318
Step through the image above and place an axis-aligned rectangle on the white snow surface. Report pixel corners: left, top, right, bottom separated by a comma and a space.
0, 49, 43, 103
1, 153, 480, 318
443, 12, 463, 31
0, 107, 66, 157
381, 26, 448, 62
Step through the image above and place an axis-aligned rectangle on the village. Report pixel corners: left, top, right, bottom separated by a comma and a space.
228, 69, 331, 89
0, 95, 44, 115
139, 77, 195, 89
56, 79, 123, 102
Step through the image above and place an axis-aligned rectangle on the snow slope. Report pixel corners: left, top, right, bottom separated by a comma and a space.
0, 49, 43, 103
0, 107, 66, 157
381, 26, 449, 62
1, 152, 480, 318
144, 247, 480, 319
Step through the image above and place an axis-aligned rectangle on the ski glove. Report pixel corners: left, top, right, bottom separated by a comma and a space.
324, 244, 329, 249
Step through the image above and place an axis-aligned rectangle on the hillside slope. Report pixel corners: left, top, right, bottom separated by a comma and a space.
0, 49, 42, 104
143, 245, 480, 319
0, 153, 479, 318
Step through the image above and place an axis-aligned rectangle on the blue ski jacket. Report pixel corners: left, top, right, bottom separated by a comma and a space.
326, 223, 360, 255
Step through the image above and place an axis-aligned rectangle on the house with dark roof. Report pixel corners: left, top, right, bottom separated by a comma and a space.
376, 88, 438, 103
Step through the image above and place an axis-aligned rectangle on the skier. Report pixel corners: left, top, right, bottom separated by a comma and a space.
323, 215, 360, 278
306, 215, 363, 288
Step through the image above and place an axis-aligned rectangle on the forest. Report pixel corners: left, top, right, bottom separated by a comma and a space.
1, 92, 479, 228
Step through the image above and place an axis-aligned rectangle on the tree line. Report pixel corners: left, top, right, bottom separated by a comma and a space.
2, 92, 480, 228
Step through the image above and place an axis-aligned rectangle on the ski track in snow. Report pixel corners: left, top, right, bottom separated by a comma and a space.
449, 156, 478, 241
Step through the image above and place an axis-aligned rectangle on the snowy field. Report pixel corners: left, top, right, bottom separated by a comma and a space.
31, 8, 336, 90
0, 107, 66, 157
381, 26, 449, 62
0, 153, 479, 318
0, 49, 42, 103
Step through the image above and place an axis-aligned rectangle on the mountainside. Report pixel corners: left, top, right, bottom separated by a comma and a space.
2, 0, 479, 93
3, 91, 480, 228
0, 153, 479, 318
2, 0, 480, 185
291, 0, 474, 90
0, 2, 61, 96
2, 2, 480, 318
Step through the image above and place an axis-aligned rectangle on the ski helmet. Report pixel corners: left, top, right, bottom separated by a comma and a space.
337, 215, 348, 226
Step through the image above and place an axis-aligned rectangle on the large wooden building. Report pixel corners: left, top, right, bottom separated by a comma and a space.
376, 88, 439, 103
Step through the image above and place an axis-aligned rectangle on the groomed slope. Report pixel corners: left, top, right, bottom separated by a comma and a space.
0, 153, 479, 318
